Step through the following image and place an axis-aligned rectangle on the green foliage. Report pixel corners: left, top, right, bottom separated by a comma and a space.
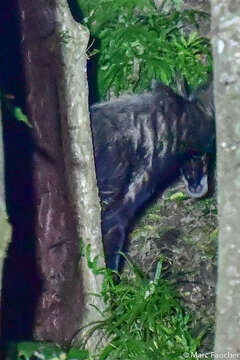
7, 258, 205, 360
67, 347, 89, 360
75, 0, 155, 35
74, 0, 212, 99
6, 341, 89, 360
199, 198, 217, 216
7, 104, 31, 127
79, 257, 205, 359
86, 243, 104, 275
165, 191, 187, 202
0, 90, 32, 127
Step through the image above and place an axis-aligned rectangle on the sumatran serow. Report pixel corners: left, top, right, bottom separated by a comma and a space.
90, 81, 215, 270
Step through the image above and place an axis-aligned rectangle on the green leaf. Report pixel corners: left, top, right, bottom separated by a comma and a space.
17, 342, 65, 360
12, 106, 31, 126
67, 348, 89, 360
7, 103, 32, 128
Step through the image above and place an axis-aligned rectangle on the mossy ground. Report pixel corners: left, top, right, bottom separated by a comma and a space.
124, 178, 217, 352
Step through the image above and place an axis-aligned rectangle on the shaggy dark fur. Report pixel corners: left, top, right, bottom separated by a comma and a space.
90, 81, 215, 270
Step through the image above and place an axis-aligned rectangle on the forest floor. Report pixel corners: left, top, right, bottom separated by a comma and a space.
124, 178, 218, 351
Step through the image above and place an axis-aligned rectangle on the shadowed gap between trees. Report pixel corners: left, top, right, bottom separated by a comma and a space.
0, 0, 42, 344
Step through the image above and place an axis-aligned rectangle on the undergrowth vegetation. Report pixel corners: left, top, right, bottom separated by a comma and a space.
70, 0, 212, 98
86, 255, 205, 359
8, 258, 205, 359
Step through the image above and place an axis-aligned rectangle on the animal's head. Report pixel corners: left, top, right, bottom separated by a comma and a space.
181, 154, 210, 198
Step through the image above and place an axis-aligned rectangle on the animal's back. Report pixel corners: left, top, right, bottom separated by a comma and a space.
90, 81, 215, 270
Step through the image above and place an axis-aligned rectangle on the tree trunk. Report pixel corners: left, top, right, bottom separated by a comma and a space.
211, 0, 240, 354
55, 0, 106, 347
1, 0, 104, 348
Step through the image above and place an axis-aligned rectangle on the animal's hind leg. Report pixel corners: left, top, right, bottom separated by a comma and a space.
101, 172, 154, 271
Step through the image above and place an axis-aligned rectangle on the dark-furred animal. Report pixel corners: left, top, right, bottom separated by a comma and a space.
90, 81, 215, 270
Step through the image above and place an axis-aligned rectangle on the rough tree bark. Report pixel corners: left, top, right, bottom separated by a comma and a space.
211, 0, 240, 354
54, 0, 106, 347
1, 0, 104, 348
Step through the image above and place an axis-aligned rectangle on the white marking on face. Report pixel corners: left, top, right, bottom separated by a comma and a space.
185, 174, 208, 198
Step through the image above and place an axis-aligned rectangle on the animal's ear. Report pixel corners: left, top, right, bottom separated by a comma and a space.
151, 80, 177, 98
175, 76, 190, 99
151, 79, 168, 92
151, 79, 161, 91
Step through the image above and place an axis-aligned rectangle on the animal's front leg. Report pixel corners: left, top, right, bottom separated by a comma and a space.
101, 212, 128, 271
